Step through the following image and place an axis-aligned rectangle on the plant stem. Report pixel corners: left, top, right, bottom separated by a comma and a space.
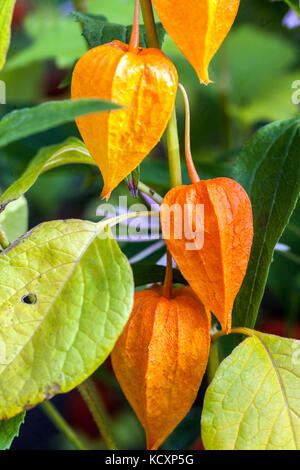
41, 401, 87, 451
163, 251, 173, 298
129, 0, 140, 53
72, 0, 87, 13
0, 225, 10, 250
211, 326, 254, 343
141, 0, 160, 49
141, 0, 182, 188
141, 0, 182, 302
178, 83, 200, 184
78, 379, 117, 450
166, 110, 182, 187
207, 341, 220, 384
138, 181, 163, 204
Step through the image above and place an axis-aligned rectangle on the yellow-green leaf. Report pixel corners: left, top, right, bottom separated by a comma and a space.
0, 218, 134, 420
0, 0, 15, 71
0, 196, 28, 242
202, 332, 300, 450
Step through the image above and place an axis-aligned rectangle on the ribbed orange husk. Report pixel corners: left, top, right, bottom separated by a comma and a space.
152, 0, 240, 84
111, 285, 211, 450
160, 177, 253, 333
71, 41, 178, 199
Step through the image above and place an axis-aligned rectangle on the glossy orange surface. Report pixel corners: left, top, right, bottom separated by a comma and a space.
153, 0, 240, 84
161, 178, 253, 333
111, 285, 210, 450
71, 41, 178, 199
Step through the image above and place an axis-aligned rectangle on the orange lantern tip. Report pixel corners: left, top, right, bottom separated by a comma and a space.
153, 0, 240, 86
101, 186, 112, 201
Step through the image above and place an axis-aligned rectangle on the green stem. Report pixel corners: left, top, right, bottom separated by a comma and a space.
141, 0, 182, 188
41, 401, 87, 450
207, 341, 220, 384
72, 0, 87, 13
166, 110, 182, 187
218, 42, 231, 152
78, 379, 117, 450
138, 181, 163, 204
211, 327, 254, 343
0, 225, 10, 250
141, 0, 160, 48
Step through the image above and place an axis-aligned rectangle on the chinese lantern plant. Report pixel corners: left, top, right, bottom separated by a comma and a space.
0, 0, 299, 452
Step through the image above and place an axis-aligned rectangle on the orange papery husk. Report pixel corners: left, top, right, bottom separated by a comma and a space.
160, 177, 253, 333
71, 41, 178, 199
152, 0, 240, 84
111, 285, 211, 450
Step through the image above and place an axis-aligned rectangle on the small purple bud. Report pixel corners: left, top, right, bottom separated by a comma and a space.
283, 8, 300, 29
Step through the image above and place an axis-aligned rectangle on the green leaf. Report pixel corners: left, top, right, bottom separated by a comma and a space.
0, 196, 28, 242
284, 0, 300, 17
0, 218, 134, 420
233, 117, 300, 329
202, 331, 300, 450
0, 99, 120, 150
225, 26, 297, 107
72, 12, 166, 49
0, 0, 15, 71
6, 11, 87, 71
230, 70, 300, 125
132, 263, 186, 287
0, 413, 25, 450
0, 138, 95, 213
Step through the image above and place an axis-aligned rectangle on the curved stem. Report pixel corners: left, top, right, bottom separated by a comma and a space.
140, 0, 182, 189
129, 0, 140, 53
78, 379, 117, 450
178, 83, 200, 184
211, 327, 254, 343
41, 401, 87, 451
138, 181, 163, 205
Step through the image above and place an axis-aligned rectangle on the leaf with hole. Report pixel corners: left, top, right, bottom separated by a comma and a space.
0, 138, 95, 214
0, 218, 134, 420
233, 117, 300, 329
202, 331, 300, 449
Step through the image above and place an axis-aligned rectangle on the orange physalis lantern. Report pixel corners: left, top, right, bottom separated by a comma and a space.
71, 0, 178, 199
111, 285, 211, 450
160, 85, 253, 333
152, 0, 240, 84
